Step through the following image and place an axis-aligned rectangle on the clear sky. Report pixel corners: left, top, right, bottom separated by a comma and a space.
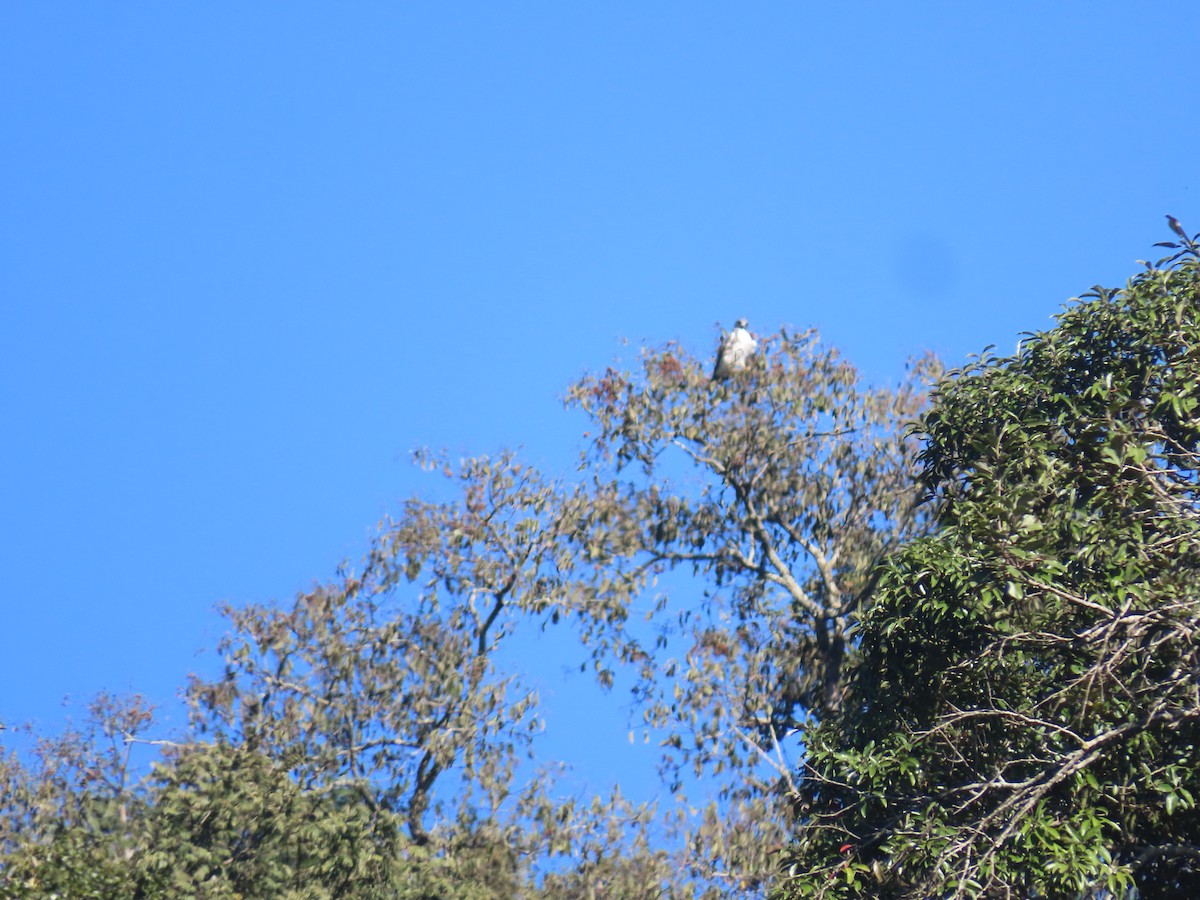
3, 3, 1198, 793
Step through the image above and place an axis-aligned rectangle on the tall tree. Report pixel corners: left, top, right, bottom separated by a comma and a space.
183, 328, 936, 896
777, 228, 1200, 898
563, 329, 938, 889
1, 329, 936, 898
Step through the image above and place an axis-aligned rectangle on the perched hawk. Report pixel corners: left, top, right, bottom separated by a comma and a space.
712, 319, 757, 380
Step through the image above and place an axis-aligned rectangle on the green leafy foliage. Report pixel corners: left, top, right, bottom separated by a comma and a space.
778, 225, 1200, 899
141, 742, 411, 899
0, 704, 522, 899
0, 694, 152, 899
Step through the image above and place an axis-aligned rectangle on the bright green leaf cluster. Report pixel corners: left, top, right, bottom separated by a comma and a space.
778, 227, 1200, 899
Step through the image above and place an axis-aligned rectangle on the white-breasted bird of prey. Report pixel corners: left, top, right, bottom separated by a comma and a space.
712, 319, 757, 380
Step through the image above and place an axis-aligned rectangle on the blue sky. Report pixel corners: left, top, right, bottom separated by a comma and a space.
3, 3, 1198, 792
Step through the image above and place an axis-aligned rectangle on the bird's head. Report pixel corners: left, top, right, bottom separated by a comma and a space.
734, 318, 749, 330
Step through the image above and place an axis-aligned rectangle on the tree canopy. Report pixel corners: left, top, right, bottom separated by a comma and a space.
2, 327, 935, 898
776, 226, 1200, 898
8, 225, 1197, 898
